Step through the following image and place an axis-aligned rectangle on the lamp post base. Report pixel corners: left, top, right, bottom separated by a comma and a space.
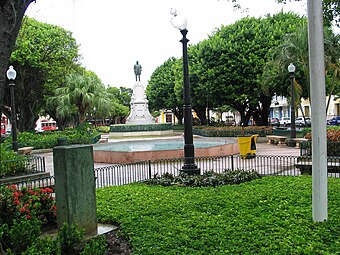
286, 139, 296, 147
181, 164, 200, 176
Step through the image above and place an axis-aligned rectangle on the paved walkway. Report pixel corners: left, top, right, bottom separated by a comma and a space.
32, 137, 300, 176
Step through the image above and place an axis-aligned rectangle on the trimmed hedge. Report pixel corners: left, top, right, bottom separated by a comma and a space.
110, 123, 172, 132
193, 126, 272, 137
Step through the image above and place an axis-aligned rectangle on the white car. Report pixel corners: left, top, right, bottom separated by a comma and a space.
295, 117, 311, 127
279, 117, 291, 126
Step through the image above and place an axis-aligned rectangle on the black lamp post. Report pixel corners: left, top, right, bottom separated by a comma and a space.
170, 8, 199, 175
6, 65, 18, 152
287, 63, 296, 147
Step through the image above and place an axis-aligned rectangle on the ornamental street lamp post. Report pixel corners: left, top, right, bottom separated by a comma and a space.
170, 8, 199, 175
6, 66, 18, 152
287, 63, 296, 147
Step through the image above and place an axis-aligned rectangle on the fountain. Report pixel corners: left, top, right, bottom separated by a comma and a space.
93, 137, 239, 164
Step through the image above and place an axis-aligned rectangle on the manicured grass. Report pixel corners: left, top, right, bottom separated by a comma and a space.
96, 176, 340, 255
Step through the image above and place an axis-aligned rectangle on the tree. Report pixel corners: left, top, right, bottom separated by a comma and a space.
106, 86, 131, 124
262, 23, 339, 116
0, 0, 34, 118
2, 17, 80, 131
147, 57, 184, 124
197, 12, 305, 126
47, 71, 111, 127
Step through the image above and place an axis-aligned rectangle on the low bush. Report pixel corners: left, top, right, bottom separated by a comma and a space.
193, 125, 273, 137
142, 170, 261, 187
110, 123, 172, 132
95, 125, 110, 133
0, 184, 108, 255
0, 185, 56, 226
303, 128, 340, 156
1, 124, 99, 150
0, 150, 27, 177
0, 218, 42, 254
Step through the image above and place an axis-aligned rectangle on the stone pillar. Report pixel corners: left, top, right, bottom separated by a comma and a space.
53, 145, 97, 234
126, 81, 154, 124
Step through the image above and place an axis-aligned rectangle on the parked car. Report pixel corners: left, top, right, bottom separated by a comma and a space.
279, 117, 291, 126
327, 116, 340, 126
295, 117, 311, 127
270, 118, 280, 127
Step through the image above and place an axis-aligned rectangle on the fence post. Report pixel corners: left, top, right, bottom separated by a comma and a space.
148, 160, 152, 179
231, 155, 234, 171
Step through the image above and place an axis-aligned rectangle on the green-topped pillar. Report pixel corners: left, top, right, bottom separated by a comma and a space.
53, 145, 97, 235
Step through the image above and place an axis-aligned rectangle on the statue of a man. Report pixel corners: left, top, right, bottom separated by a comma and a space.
134, 61, 142, 81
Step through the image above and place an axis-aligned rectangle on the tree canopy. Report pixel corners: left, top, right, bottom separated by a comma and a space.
204, 13, 304, 125
2, 17, 80, 131
146, 57, 184, 124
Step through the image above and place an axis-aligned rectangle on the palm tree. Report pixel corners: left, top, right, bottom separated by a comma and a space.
263, 23, 339, 117
47, 72, 111, 125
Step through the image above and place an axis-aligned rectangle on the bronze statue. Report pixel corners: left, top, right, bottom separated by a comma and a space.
134, 61, 142, 81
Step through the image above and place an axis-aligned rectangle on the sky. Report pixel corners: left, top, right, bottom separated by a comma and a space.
25, 0, 309, 88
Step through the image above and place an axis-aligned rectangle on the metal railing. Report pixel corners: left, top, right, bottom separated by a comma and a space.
0, 155, 45, 176
94, 155, 340, 188
2, 154, 340, 190
300, 141, 340, 156
3, 176, 56, 190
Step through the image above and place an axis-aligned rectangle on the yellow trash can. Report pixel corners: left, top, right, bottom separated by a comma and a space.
237, 134, 258, 159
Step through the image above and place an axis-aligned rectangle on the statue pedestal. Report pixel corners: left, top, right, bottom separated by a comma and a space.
126, 81, 154, 124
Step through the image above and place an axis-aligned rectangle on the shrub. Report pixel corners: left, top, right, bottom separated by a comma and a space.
110, 123, 172, 132
0, 125, 99, 151
0, 149, 27, 177
303, 129, 340, 156
0, 218, 42, 254
305, 128, 340, 142
95, 126, 110, 133
80, 235, 107, 255
0, 185, 56, 226
142, 169, 261, 187
57, 223, 84, 255
22, 237, 60, 255
193, 126, 272, 137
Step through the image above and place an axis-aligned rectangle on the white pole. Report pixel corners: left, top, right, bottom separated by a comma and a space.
307, 0, 328, 222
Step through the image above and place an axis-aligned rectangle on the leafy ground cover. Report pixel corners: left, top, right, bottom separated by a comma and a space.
97, 176, 340, 255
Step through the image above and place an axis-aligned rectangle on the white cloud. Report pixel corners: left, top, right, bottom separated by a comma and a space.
26, 0, 308, 88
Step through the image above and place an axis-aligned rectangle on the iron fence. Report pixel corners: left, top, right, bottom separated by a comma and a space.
0, 155, 45, 176
2, 154, 339, 190
2, 176, 56, 190
300, 141, 340, 156
94, 154, 340, 188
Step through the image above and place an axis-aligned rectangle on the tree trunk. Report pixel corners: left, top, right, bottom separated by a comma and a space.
253, 96, 271, 126
0, 0, 34, 116
173, 106, 183, 125
193, 106, 207, 126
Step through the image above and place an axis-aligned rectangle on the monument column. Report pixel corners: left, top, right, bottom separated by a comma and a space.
126, 61, 154, 124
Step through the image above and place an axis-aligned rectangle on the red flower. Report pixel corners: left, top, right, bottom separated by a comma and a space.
13, 199, 21, 205
51, 205, 57, 212
41, 188, 53, 193
13, 192, 19, 198
20, 207, 26, 213
26, 215, 32, 219
28, 190, 36, 195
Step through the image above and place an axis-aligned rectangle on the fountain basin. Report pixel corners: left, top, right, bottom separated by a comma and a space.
93, 137, 239, 164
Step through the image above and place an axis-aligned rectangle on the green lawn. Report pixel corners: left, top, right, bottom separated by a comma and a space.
96, 176, 340, 255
